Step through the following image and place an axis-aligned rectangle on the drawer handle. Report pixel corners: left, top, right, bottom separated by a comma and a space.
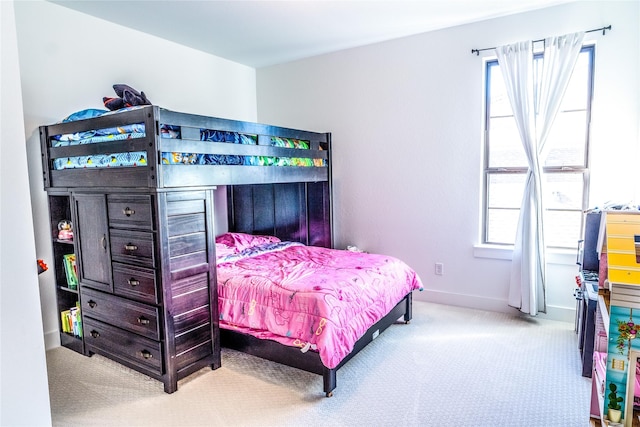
124, 243, 138, 251
90, 330, 100, 338
140, 350, 153, 359
88, 300, 97, 308
123, 207, 135, 216
137, 316, 151, 325
128, 278, 140, 287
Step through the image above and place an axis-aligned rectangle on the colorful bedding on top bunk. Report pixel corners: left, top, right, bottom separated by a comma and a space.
51, 108, 326, 170
215, 232, 424, 369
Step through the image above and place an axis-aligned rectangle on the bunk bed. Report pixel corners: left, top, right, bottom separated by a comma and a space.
41, 105, 330, 189
39, 105, 422, 396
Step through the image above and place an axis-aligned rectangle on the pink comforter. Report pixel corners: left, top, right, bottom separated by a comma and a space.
217, 242, 423, 369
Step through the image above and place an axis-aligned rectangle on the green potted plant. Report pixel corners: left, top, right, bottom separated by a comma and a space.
608, 382, 623, 423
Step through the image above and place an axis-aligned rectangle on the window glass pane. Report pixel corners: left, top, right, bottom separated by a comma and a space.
487, 173, 524, 245
533, 56, 543, 113
488, 64, 512, 117
544, 210, 583, 248
487, 208, 520, 244
488, 117, 527, 168
544, 172, 584, 210
488, 173, 526, 208
544, 111, 587, 167
560, 52, 590, 111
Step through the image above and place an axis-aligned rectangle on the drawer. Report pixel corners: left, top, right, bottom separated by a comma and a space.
608, 213, 640, 224
607, 221, 640, 238
110, 229, 155, 268
108, 194, 153, 230
113, 263, 159, 305
607, 252, 640, 269
609, 267, 640, 286
608, 235, 639, 252
84, 317, 162, 375
82, 288, 160, 340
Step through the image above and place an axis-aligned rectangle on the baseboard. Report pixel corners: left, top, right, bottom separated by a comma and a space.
416, 289, 575, 323
44, 329, 60, 351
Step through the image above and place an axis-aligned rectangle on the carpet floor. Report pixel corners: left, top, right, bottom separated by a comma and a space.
47, 301, 592, 426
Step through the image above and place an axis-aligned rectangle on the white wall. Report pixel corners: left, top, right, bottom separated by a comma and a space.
256, 1, 640, 321
14, 0, 258, 350
0, 1, 52, 424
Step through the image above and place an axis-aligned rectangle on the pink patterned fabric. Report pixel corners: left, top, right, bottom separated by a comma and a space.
216, 232, 281, 252
217, 241, 423, 369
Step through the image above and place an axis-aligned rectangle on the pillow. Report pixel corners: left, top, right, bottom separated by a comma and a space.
53, 109, 109, 142
215, 232, 281, 252
215, 243, 238, 258
61, 109, 108, 122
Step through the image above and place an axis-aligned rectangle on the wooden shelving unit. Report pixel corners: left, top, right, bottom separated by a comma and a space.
47, 192, 83, 354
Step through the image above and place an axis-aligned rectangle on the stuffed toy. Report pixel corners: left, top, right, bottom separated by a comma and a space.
103, 84, 151, 111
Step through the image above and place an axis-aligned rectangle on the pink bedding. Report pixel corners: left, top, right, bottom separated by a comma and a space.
216, 233, 423, 369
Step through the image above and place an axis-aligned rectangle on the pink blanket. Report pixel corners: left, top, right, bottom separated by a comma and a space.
216, 238, 423, 369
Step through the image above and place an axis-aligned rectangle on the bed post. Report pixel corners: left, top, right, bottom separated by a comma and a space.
404, 292, 413, 323
39, 126, 52, 189
323, 367, 337, 397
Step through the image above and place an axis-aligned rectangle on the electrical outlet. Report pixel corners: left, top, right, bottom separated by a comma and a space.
435, 262, 443, 275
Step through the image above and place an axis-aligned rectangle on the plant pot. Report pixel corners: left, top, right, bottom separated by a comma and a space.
608, 408, 622, 423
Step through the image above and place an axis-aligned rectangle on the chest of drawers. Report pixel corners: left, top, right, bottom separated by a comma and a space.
72, 190, 220, 393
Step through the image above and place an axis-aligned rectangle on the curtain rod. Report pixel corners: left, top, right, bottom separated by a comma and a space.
471, 25, 611, 56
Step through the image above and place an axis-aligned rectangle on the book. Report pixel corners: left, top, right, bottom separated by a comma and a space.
60, 303, 82, 338
62, 253, 78, 289
75, 301, 82, 338
60, 309, 71, 333
69, 307, 78, 337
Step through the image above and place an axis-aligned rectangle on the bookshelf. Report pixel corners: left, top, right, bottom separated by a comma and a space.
48, 192, 83, 353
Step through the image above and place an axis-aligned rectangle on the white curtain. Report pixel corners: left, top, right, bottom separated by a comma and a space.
496, 32, 585, 315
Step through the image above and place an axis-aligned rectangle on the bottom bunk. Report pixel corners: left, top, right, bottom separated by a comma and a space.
220, 293, 413, 397
214, 229, 423, 397
219, 184, 423, 397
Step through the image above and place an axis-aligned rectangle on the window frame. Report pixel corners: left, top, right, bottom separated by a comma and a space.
481, 44, 595, 249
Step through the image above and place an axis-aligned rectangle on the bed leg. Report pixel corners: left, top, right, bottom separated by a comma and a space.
323, 367, 336, 397
404, 293, 413, 324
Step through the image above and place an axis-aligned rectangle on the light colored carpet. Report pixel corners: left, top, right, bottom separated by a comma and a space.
47, 301, 592, 426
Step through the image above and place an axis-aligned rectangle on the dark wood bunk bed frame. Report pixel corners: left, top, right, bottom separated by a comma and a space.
39, 105, 414, 396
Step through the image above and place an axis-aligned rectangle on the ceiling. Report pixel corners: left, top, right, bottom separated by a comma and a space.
50, 0, 576, 68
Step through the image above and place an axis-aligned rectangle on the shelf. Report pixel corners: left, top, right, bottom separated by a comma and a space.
49, 193, 84, 355
54, 238, 74, 245
57, 285, 78, 294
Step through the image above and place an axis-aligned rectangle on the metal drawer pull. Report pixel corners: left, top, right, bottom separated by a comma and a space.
140, 350, 153, 359
128, 278, 140, 286
90, 330, 100, 338
88, 300, 97, 308
123, 207, 135, 216
124, 243, 138, 251
137, 316, 150, 325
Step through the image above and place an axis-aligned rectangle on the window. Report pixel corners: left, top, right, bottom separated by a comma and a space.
482, 45, 594, 249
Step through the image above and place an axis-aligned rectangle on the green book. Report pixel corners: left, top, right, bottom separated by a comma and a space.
62, 254, 78, 289
60, 309, 70, 333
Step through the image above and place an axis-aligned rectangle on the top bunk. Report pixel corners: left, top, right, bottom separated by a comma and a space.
39, 105, 331, 190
